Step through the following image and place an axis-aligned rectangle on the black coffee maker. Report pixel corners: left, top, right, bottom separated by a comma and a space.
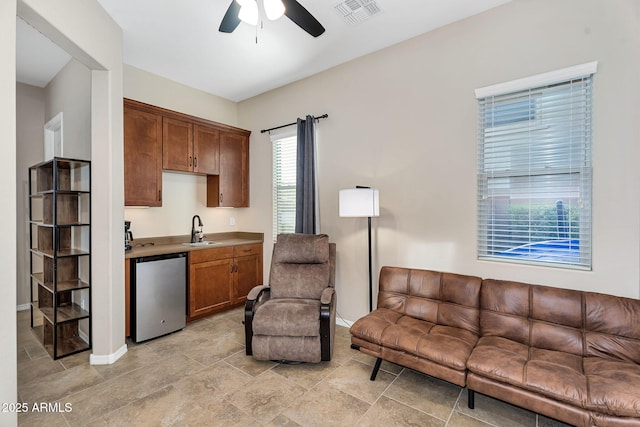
125, 220, 133, 251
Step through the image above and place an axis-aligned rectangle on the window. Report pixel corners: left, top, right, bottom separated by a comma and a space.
273, 135, 297, 237
476, 62, 596, 269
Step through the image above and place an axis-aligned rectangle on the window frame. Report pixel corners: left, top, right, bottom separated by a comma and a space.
475, 62, 597, 270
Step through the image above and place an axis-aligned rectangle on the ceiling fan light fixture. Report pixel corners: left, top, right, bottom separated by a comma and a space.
238, 1, 259, 25
264, 0, 285, 20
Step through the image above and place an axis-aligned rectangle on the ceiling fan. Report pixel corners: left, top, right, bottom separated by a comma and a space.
219, 0, 326, 38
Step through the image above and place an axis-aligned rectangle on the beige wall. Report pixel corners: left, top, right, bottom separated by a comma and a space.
16, 83, 45, 308
238, 0, 640, 323
44, 58, 91, 160
123, 64, 245, 239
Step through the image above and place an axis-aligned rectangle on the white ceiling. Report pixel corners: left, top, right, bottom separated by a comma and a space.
17, 0, 511, 102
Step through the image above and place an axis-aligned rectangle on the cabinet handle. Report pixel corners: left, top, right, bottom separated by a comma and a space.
219, 193, 223, 204
158, 190, 162, 201
194, 157, 198, 168
189, 156, 192, 167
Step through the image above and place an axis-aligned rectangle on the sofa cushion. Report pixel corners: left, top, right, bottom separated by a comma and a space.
377, 267, 482, 334
351, 308, 478, 371
468, 337, 588, 406
467, 336, 640, 417
583, 357, 640, 417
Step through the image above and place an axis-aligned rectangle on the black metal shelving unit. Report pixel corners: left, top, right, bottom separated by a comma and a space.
29, 157, 91, 359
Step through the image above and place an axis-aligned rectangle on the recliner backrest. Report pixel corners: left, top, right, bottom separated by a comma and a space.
269, 233, 331, 300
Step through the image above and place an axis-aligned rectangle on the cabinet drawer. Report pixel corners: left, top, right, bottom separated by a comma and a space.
234, 244, 262, 257
189, 246, 233, 264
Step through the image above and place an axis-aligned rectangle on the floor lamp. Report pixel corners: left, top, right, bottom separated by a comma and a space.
339, 187, 380, 312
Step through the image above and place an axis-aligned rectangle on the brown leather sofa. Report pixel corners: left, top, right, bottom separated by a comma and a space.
350, 266, 640, 427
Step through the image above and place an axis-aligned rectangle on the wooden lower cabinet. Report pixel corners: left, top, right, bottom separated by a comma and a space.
189, 257, 234, 318
187, 244, 262, 321
233, 245, 263, 304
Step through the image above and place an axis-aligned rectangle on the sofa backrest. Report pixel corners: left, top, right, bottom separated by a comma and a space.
377, 267, 482, 335
585, 292, 640, 364
480, 279, 640, 363
269, 233, 333, 300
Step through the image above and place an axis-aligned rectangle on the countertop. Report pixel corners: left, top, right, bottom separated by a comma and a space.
124, 231, 264, 259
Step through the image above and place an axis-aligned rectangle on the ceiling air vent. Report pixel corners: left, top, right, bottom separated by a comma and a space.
334, 0, 381, 25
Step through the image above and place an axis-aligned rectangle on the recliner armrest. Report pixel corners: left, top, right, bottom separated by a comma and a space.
247, 284, 270, 301
321, 287, 335, 305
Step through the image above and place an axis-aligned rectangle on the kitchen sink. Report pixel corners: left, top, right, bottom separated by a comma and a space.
182, 241, 220, 246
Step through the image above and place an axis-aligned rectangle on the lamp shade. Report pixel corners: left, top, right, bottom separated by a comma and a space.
339, 188, 379, 218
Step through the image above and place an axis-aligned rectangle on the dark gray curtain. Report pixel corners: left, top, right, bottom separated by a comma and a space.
295, 115, 316, 234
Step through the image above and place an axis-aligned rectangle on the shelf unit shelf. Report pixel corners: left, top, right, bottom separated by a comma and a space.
29, 157, 92, 359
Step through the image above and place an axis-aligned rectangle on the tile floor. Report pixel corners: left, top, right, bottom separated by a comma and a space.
16, 308, 572, 427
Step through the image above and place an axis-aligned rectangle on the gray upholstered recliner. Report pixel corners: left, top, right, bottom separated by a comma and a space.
244, 233, 336, 363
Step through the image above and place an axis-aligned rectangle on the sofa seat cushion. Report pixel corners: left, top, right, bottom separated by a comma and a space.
583, 357, 640, 417
253, 299, 320, 337
351, 308, 478, 371
468, 336, 640, 417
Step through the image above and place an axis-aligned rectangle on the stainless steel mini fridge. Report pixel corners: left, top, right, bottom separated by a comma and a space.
130, 252, 187, 343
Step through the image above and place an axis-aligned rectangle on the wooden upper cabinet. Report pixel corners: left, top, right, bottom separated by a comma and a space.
124, 104, 163, 206
123, 98, 250, 207
162, 118, 193, 172
193, 125, 220, 175
207, 131, 249, 207
163, 119, 220, 175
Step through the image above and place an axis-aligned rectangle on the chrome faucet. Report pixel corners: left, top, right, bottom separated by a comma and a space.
191, 215, 204, 243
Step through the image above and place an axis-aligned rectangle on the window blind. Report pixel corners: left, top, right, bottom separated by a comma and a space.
477, 71, 594, 269
273, 135, 297, 236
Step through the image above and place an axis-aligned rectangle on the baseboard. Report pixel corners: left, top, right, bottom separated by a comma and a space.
89, 343, 128, 365
16, 304, 30, 311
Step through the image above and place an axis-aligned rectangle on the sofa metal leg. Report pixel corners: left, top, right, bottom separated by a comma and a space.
370, 358, 382, 381
468, 389, 475, 409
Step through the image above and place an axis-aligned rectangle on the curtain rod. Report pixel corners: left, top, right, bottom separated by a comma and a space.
260, 114, 328, 134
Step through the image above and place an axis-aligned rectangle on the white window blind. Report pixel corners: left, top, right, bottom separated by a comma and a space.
476, 65, 595, 269
273, 135, 297, 237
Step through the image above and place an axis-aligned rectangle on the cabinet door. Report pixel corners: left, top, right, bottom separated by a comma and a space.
233, 244, 263, 304
193, 125, 220, 175
163, 117, 194, 172
234, 254, 262, 304
124, 106, 163, 206
206, 131, 249, 207
189, 258, 233, 319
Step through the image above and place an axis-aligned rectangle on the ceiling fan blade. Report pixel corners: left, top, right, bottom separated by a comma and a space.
219, 1, 242, 33
282, 0, 325, 37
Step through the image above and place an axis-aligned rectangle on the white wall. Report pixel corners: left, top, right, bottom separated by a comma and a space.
238, 0, 640, 323
123, 64, 247, 239
1, 1, 18, 424
16, 83, 45, 309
